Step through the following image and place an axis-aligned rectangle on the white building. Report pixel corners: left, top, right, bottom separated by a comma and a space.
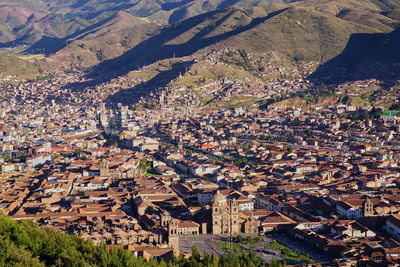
336, 201, 363, 220
384, 215, 400, 241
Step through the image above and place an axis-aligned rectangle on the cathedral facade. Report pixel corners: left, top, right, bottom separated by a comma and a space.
211, 190, 240, 235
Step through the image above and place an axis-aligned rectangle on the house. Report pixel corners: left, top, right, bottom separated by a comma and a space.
384, 215, 400, 241
177, 220, 200, 235
336, 201, 363, 220
1, 163, 14, 173
26, 153, 52, 167
197, 189, 215, 206
259, 211, 295, 233
90, 148, 107, 156
295, 164, 318, 174
331, 220, 376, 238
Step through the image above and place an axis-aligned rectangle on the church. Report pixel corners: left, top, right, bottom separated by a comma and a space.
210, 190, 294, 235
211, 190, 241, 235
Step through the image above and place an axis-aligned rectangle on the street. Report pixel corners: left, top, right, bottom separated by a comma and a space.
179, 235, 284, 263
267, 233, 333, 263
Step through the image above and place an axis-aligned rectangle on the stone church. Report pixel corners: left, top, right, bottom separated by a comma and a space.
212, 190, 240, 235
160, 210, 179, 251
99, 159, 141, 179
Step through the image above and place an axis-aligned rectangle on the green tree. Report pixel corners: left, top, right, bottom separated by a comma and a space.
191, 245, 201, 262
0, 214, 280, 267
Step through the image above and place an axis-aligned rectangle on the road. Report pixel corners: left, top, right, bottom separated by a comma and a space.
179, 235, 225, 256
267, 233, 333, 263
179, 235, 284, 263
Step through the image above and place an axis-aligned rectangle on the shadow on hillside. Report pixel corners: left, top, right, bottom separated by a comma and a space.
23, 10, 141, 55
0, 4, 140, 54
104, 60, 194, 106
162, 0, 193, 12
167, 0, 243, 24
64, 7, 289, 105
90, 7, 288, 77
308, 26, 400, 88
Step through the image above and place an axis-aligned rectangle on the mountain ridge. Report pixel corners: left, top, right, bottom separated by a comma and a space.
1, 0, 400, 85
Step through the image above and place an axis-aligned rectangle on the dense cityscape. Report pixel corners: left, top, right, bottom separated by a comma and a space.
0, 59, 399, 266
1, 0, 400, 266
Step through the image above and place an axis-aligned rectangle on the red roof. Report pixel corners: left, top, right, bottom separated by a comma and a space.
201, 144, 214, 149
91, 147, 107, 152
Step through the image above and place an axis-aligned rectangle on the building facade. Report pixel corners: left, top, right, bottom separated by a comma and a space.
211, 190, 240, 235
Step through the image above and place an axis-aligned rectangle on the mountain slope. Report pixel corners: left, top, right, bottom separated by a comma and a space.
62, 4, 386, 75
310, 25, 400, 83
1, 0, 400, 85
0, 53, 40, 78
1, 0, 400, 47
223, 6, 383, 63
0, 0, 295, 45
48, 11, 161, 68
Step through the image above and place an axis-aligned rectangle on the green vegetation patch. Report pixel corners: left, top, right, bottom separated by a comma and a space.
265, 241, 316, 264
217, 242, 245, 253
0, 214, 280, 267
232, 235, 263, 244
0, 53, 41, 78
138, 159, 153, 172
0, 214, 154, 266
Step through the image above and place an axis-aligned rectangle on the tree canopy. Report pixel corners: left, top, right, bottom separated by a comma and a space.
0, 214, 286, 266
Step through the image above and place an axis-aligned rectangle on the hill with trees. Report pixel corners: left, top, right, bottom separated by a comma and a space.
0, 214, 285, 266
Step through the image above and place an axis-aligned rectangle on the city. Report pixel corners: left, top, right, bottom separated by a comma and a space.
1, 0, 400, 266
0, 64, 400, 266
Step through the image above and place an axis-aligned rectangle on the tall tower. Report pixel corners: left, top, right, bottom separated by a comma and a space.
161, 210, 171, 227
100, 159, 109, 176
168, 219, 179, 251
363, 198, 374, 217
230, 198, 240, 234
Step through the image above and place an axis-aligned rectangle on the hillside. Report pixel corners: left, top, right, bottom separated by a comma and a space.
0, 52, 40, 78
0, 0, 289, 45
46, 11, 161, 67
353, 27, 400, 79
221, 6, 381, 63
309, 24, 400, 84
58, 4, 389, 77
7, 0, 384, 46
0, 214, 274, 266
79, 7, 281, 74
1, 0, 400, 85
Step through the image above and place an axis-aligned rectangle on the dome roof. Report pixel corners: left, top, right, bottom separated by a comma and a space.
212, 190, 226, 204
